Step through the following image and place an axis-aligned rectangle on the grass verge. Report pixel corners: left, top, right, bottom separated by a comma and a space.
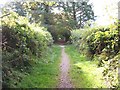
16, 45, 61, 88
65, 45, 107, 88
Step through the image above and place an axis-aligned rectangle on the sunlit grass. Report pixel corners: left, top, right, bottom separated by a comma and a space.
16, 45, 61, 88
65, 45, 107, 88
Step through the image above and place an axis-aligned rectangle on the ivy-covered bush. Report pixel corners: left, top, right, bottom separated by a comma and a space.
2, 12, 53, 87
71, 23, 119, 88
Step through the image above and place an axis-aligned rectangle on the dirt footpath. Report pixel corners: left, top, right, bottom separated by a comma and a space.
58, 45, 73, 88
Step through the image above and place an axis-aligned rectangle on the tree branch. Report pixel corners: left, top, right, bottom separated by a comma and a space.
0, 13, 11, 18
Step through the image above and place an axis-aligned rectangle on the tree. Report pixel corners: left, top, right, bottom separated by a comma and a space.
57, 1, 95, 28
1, 0, 95, 42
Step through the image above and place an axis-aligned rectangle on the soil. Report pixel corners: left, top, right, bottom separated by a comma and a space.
58, 45, 73, 88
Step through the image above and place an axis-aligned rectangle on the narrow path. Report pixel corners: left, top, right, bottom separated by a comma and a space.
58, 45, 73, 88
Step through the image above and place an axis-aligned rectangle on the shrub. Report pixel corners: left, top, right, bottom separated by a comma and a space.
2, 11, 53, 87
71, 23, 119, 88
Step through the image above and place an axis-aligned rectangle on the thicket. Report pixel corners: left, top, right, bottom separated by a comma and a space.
2, 12, 53, 87
71, 23, 119, 88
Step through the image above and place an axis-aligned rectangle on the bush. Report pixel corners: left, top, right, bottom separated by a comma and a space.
102, 52, 119, 88
71, 23, 119, 88
2, 12, 53, 87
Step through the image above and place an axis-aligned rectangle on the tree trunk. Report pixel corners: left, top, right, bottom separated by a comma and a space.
72, 2, 76, 22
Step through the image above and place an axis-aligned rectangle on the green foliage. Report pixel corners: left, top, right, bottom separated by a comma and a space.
71, 23, 119, 88
58, 1, 95, 28
102, 52, 119, 88
7, 45, 61, 88
71, 28, 96, 56
55, 13, 73, 42
65, 45, 106, 88
46, 13, 72, 42
2, 11, 53, 87
87, 25, 119, 55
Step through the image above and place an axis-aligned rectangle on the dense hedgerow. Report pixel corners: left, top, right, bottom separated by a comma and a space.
2, 12, 53, 87
71, 24, 119, 88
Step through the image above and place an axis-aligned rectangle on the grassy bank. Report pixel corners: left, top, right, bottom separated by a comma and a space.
15, 45, 61, 88
65, 45, 107, 88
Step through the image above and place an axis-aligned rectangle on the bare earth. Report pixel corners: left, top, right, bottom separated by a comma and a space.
58, 45, 73, 88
